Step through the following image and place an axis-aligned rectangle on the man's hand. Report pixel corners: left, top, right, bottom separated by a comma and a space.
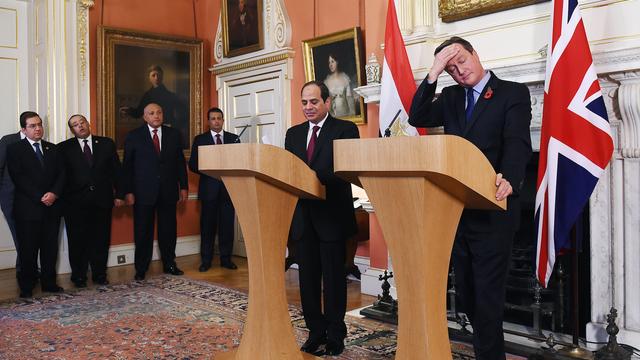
495, 173, 513, 201
114, 198, 125, 207
125, 193, 135, 206
428, 44, 461, 83
179, 189, 188, 203
41, 192, 58, 206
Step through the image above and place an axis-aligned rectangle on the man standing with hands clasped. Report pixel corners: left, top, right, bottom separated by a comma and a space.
189, 107, 239, 272
408, 37, 532, 360
122, 103, 188, 281
285, 80, 360, 356
8, 111, 65, 298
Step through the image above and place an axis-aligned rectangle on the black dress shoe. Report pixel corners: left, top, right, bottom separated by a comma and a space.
41, 285, 64, 293
300, 335, 327, 354
325, 340, 345, 356
19, 290, 32, 298
285, 257, 296, 271
163, 265, 184, 275
198, 264, 211, 272
220, 260, 237, 270
72, 280, 87, 288
134, 272, 145, 281
93, 277, 109, 286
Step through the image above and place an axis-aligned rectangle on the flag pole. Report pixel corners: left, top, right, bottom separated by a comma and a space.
557, 220, 594, 359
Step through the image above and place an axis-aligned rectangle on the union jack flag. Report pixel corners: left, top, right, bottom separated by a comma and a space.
535, 0, 614, 287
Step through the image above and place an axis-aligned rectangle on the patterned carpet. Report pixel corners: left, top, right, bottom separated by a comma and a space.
0, 276, 522, 359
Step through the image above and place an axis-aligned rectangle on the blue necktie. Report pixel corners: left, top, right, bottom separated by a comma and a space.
33, 142, 44, 167
465, 88, 475, 121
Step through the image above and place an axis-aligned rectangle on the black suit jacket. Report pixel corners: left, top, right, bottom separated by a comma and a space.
122, 125, 188, 205
0, 132, 21, 201
409, 71, 532, 232
188, 131, 239, 201
285, 115, 360, 242
7, 139, 65, 220
59, 136, 123, 209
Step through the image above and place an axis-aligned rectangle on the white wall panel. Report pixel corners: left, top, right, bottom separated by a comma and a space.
0, 7, 17, 48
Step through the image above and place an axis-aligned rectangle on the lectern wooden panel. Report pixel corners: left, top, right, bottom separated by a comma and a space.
334, 135, 506, 360
198, 144, 325, 360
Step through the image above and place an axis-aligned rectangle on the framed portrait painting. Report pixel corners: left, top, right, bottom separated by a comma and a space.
98, 26, 203, 155
222, 0, 264, 57
439, 0, 547, 22
302, 27, 366, 125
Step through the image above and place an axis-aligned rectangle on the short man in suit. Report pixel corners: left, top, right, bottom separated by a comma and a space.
59, 114, 124, 287
7, 111, 66, 298
189, 107, 239, 272
409, 37, 532, 360
285, 81, 360, 356
122, 103, 188, 281
0, 130, 24, 273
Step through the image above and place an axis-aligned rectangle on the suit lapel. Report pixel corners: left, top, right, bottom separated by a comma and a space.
293, 124, 308, 162
455, 87, 467, 133
22, 139, 44, 173
464, 73, 499, 135
309, 116, 334, 166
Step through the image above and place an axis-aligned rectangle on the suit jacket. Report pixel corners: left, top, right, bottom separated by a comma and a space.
7, 139, 65, 220
188, 130, 239, 201
0, 132, 21, 202
59, 135, 123, 209
122, 125, 188, 205
408, 71, 532, 232
285, 115, 360, 242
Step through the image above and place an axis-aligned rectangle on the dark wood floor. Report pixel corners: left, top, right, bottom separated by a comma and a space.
0, 255, 376, 310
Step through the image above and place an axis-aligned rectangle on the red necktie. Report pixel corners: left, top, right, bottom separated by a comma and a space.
215, 134, 222, 145
306, 125, 320, 164
152, 129, 160, 154
83, 139, 93, 165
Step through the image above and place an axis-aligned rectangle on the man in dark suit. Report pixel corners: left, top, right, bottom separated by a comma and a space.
409, 37, 532, 360
189, 107, 239, 272
285, 81, 360, 356
122, 103, 188, 281
7, 111, 65, 298
0, 130, 24, 273
59, 114, 124, 288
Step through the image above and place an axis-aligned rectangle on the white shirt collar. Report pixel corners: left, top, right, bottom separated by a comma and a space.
308, 113, 328, 129
148, 124, 161, 135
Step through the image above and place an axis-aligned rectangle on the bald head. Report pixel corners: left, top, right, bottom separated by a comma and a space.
143, 103, 164, 128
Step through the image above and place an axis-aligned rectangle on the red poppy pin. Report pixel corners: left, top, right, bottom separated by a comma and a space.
484, 87, 493, 99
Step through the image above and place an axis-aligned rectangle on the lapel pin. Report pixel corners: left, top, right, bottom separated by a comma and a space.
484, 87, 493, 99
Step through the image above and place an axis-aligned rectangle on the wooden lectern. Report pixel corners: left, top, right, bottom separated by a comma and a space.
334, 135, 506, 360
198, 143, 325, 360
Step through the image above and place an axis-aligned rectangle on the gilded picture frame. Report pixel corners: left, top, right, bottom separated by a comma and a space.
439, 0, 547, 22
221, 0, 264, 57
98, 26, 203, 157
302, 27, 366, 125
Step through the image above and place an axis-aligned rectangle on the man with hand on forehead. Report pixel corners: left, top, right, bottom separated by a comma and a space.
409, 37, 532, 360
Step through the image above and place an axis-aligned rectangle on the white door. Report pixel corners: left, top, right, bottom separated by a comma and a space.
220, 66, 291, 258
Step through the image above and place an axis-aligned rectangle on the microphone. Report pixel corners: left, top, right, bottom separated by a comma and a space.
383, 109, 402, 137
235, 124, 250, 143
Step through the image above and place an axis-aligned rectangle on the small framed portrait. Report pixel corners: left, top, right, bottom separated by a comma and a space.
97, 26, 203, 156
439, 0, 547, 22
222, 0, 264, 57
302, 27, 366, 125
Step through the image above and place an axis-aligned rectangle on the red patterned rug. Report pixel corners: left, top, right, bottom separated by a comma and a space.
0, 276, 524, 359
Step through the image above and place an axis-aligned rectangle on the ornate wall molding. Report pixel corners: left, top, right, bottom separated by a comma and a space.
212, 0, 291, 74
76, 0, 94, 82
609, 71, 640, 158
